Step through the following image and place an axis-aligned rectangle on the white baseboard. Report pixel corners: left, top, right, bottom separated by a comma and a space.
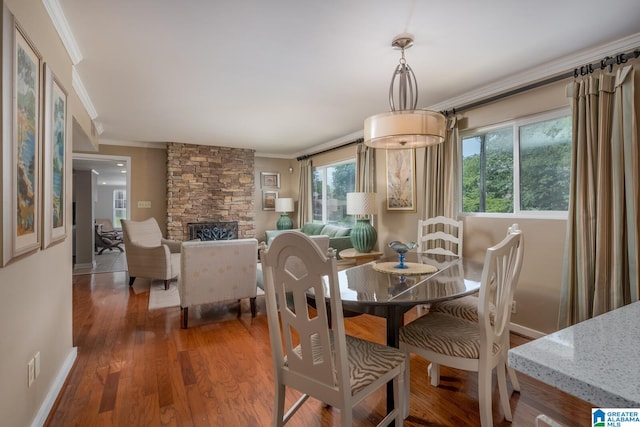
31, 347, 77, 427
73, 262, 94, 272
510, 322, 545, 339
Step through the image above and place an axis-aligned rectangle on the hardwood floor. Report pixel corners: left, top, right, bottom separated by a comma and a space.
46, 271, 592, 426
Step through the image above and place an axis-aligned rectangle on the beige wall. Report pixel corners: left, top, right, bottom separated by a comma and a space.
81, 147, 295, 242
0, 1, 80, 426
254, 157, 297, 241
96, 144, 168, 231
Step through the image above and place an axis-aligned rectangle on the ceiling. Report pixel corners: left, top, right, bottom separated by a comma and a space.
73, 157, 128, 186
57, 0, 640, 158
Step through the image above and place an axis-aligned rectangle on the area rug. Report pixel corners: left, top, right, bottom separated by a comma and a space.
148, 280, 180, 310
131, 280, 150, 295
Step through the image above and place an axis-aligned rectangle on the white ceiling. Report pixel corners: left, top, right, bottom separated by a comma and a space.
73, 157, 127, 186
57, 0, 640, 158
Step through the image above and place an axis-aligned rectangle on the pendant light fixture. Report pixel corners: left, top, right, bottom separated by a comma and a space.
364, 33, 446, 149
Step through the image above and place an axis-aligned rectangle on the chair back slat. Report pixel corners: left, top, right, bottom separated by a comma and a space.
418, 216, 463, 257
479, 226, 524, 347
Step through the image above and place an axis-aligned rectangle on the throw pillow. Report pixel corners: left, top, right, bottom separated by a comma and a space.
301, 223, 325, 235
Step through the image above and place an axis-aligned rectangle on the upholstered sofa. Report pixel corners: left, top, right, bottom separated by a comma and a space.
264, 222, 352, 259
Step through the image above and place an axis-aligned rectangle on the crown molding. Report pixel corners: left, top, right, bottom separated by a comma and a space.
93, 121, 104, 135
71, 66, 97, 119
270, 129, 364, 160
99, 139, 168, 149
42, 0, 82, 64
428, 32, 640, 112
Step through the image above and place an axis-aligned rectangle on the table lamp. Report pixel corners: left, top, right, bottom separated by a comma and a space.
275, 198, 295, 230
346, 192, 377, 253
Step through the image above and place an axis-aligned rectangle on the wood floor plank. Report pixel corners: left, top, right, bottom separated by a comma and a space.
46, 270, 593, 426
98, 371, 121, 413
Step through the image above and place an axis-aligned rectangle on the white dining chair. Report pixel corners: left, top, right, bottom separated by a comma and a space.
428, 224, 522, 391
400, 225, 524, 427
415, 216, 463, 317
260, 231, 406, 426
417, 216, 463, 257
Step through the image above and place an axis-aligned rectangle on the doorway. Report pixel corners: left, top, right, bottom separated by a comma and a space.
72, 153, 131, 271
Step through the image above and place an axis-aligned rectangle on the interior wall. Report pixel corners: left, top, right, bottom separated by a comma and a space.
85, 143, 298, 244
0, 1, 79, 425
69, 94, 98, 151
95, 185, 125, 221
254, 156, 297, 241
86, 143, 168, 231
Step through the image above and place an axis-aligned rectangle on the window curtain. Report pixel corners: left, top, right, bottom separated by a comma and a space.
559, 65, 639, 327
421, 117, 460, 218
297, 158, 312, 226
356, 143, 375, 192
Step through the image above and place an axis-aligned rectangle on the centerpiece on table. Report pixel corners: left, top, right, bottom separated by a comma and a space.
372, 240, 438, 276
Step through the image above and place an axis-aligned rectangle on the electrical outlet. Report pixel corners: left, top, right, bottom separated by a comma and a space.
27, 358, 35, 387
34, 352, 40, 378
511, 301, 517, 314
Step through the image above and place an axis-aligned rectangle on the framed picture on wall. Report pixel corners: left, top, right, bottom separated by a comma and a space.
1, 19, 42, 266
42, 64, 68, 248
385, 148, 417, 212
262, 190, 278, 210
261, 172, 280, 188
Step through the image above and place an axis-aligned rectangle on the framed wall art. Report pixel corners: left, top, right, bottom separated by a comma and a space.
260, 171, 280, 188
262, 190, 278, 210
1, 17, 42, 266
42, 64, 67, 248
385, 148, 416, 212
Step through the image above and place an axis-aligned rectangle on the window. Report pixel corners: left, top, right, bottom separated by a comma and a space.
113, 189, 126, 227
461, 109, 571, 216
312, 160, 356, 226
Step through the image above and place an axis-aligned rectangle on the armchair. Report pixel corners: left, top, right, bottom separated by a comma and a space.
179, 238, 258, 328
121, 218, 181, 290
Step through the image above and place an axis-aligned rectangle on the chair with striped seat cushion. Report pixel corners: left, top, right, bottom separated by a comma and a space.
400, 225, 524, 427
428, 224, 522, 391
430, 295, 495, 322
416, 216, 463, 319
261, 231, 406, 427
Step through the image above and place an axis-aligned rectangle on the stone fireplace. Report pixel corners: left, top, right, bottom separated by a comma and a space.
166, 142, 255, 241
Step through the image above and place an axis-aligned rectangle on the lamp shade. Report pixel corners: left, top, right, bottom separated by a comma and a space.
346, 192, 377, 216
364, 109, 446, 149
275, 198, 294, 213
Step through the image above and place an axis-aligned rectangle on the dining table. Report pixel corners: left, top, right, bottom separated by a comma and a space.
307, 251, 484, 415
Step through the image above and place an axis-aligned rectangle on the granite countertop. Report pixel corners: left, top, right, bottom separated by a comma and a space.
508, 300, 640, 407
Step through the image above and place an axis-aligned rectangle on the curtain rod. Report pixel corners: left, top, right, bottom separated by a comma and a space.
296, 137, 364, 162
442, 47, 640, 117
